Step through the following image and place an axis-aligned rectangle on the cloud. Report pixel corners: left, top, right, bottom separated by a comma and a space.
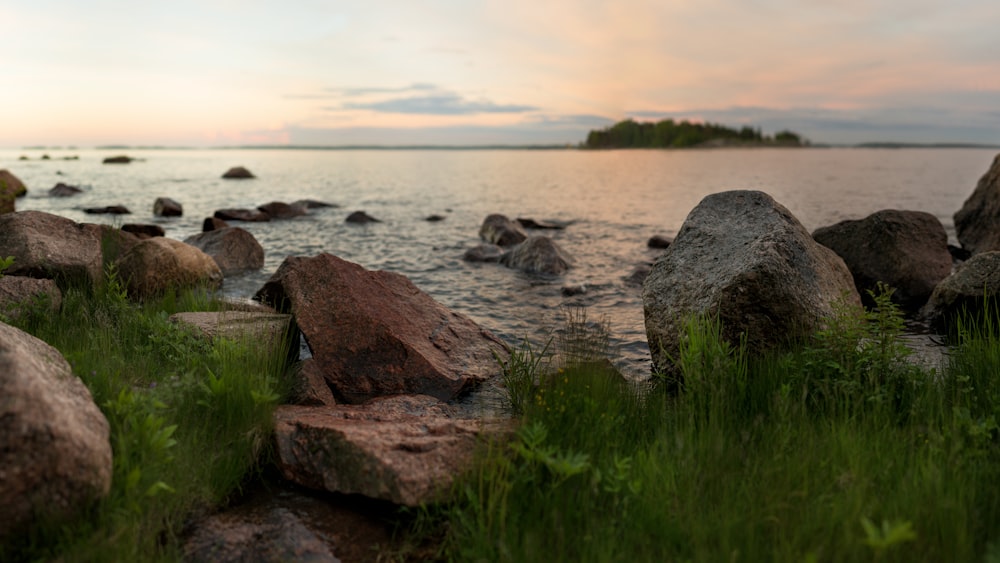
341, 93, 537, 115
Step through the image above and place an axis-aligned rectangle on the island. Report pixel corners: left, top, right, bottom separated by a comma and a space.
582, 118, 806, 149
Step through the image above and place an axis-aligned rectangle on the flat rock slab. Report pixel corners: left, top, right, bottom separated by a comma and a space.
274, 395, 512, 506
169, 311, 295, 344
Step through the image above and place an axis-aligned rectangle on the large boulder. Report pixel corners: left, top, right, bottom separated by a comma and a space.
0, 322, 112, 541
921, 251, 1000, 332
0, 276, 62, 320
499, 235, 573, 275
183, 227, 265, 276
479, 214, 527, 247
255, 253, 508, 404
954, 153, 1000, 254
813, 209, 952, 309
0, 170, 27, 198
153, 197, 183, 217
222, 166, 255, 179
642, 190, 861, 375
0, 211, 106, 287
115, 237, 223, 299
273, 395, 512, 506
203, 216, 231, 232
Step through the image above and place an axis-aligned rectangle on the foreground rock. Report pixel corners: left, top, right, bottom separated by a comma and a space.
922, 251, 1000, 332
115, 237, 223, 299
813, 209, 952, 309
0, 170, 27, 198
121, 223, 165, 238
184, 227, 265, 276
48, 182, 83, 197
643, 190, 860, 376
479, 214, 527, 247
274, 395, 511, 506
0, 276, 62, 320
499, 235, 573, 275
255, 253, 508, 404
0, 211, 111, 287
170, 311, 295, 352
222, 166, 255, 179
153, 197, 183, 217
0, 322, 112, 541
202, 216, 230, 232
954, 153, 1000, 254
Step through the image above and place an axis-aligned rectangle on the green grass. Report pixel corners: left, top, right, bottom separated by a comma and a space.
1, 271, 292, 562
439, 289, 1000, 562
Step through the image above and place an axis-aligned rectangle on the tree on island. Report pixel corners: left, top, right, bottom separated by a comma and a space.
583, 118, 807, 149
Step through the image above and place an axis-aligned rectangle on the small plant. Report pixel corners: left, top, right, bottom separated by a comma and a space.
0, 255, 13, 277
860, 517, 917, 559
496, 337, 551, 415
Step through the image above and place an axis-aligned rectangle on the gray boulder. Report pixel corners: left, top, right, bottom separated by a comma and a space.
922, 251, 1000, 332
462, 243, 505, 263
642, 190, 861, 375
0, 322, 112, 541
258, 201, 308, 220
479, 214, 527, 247
184, 227, 265, 276
499, 235, 573, 275
954, 153, 1000, 254
0, 211, 107, 287
153, 197, 183, 217
813, 209, 952, 309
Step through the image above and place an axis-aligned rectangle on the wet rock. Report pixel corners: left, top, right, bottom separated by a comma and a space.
153, 197, 183, 217
813, 209, 952, 310
462, 243, 505, 263
203, 216, 231, 232
115, 237, 223, 299
922, 251, 1000, 332
102, 155, 133, 164
121, 223, 165, 239
0, 322, 112, 542
258, 201, 308, 219
345, 210, 380, 224
83, 205, 131, 215
0, 276, 62, 320
48, 182, 83, 197
255, 253, 508, 404
479, 214, 527, 247
184, 227, 265, 276
273, 395, 513, 506
647, 235, 673, 249
0, 211, 107, 287
222, 166, 255, 179
954, 153, 1000, 254
291, 199, 338, 209
643, 190, 861, 376
517, 217, 566, 230
213, 208, 270, 222
499, 235, 573, 275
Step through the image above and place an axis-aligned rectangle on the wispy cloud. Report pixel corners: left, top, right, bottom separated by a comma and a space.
341, 92, 537, 115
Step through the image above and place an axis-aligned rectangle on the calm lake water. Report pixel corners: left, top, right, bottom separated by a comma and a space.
4, 147, 997, 375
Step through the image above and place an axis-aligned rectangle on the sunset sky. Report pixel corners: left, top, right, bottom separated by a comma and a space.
2, 0, 999, 147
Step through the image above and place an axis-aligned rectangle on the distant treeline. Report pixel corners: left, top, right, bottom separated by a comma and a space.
583, 118, 806, 149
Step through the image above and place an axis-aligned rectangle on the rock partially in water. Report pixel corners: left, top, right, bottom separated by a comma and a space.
462, 243, 504, 263
214, 208, 270, 222
121, 223, 165, 239
153, 197, 183, 217
922, 251, 1000, 332
500, 235, 573, 276
102, 155, 133, 164
184, 227, 265, 276
954, 153, 1000, 254
479, 214, 527, 247
0, 322, 112, 542
202, 216, 230, 232
345, 210, 380, 224
647, 234, 672, 249
0, 169, 27, 199
48, 182, 83, 197
517, 217, 566, 230
221, 166, 255, 179
291, 199, 338, 209
115, 237, 223, 299
258, 201, 308, 220
83, 205, 131, 215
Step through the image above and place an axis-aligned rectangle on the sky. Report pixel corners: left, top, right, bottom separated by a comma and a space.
2, 0, 999, 147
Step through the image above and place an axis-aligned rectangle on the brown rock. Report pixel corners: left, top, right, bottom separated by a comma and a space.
121, 223, 165, 239
0, 322, 112, 541
184, 227, 265, 276
647, 235, 672, 249
922, 251, 1000, 332
0, 170, 27, 198
0, 211, 106, 287
83, 205, 131, 215
153, 197, 183, 217
102, 155, 133, 164
258, 201, 308, 219
255, 253, 508, 403
214, 208, 270, 222
222, 166, 255, 179
0, 276, 62, 320
345, 210, 380, 224
463, 243, 505, 263
203, 216, 231, 232
291, 199, 338, 209
48, 182, 83, 197
954, 153, 1000, 254
115, 237, 223, 299
479, 214, 527, 247
500, 235, 573, 275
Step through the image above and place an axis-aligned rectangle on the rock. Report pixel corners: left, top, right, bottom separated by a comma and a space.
48, 182, 83, 197
954, 153, 1000, 254
203, 216, 230, 232
222, 166, 255, 179
625, 263, 652, 287
115, 237, 223, 299
479, 214, 527, 247
345, 210, 380, 224
0, 322, 112, 541
516, 217, 566, 230
949, 244, 972, 262
0, 211, 107, 287
213, 208, 270, 222
81, 224, 141, 263
642, 190, 861, 376
0, 276, 62, 320
273, 395, 512, 506
83, 205, 131, 215
921, 251, 1000, 332
425, 214, 446, 222
169, 311, 297, 366
812, 209, 952, 309
153, 197, 183, 217
121, 223, 165, 239
258, 201, 308, 220
40, 154, 50, 160
1, 169, 28, 199
499, 235, 573, 275
184, 227, 265, 276
291, 199, 338, 209
255, 253, 508, 404
184, 504, 337, 563
102, 155, 133, 164
561, 283, 587, 297
647, 235, 673, 249
462, 244, 505, 263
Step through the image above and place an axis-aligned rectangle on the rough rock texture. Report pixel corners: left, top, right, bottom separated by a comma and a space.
813, 209, 952, 309
273, 395, 512, 506
921, 251, 1000, 332
954, 153, 1000, 254
213, 208, 270, 222
153, 197, 183, 217
462, 243, 505, 263
500, 235, 573, 275
0, 276, 62, 320
255, 253, 508, 404
222, 166, 255, 179
0, 322, 112, 541
479, 214, 527, 247
48, 182, 83, 197
121, 223, 165, 238
0, 169, 27, 198
642, 190, 860, 375
345, 210, 380, 224
115, 237, 223, 299
169, 311, 295, 347
183, 227, 265, 276
258, 201, 308, 219
184, 505, 337, 563
203, 216, 230, 232
0, 211, 107, 287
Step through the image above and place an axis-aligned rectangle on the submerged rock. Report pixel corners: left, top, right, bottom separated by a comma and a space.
83, 205, 131, 215
258, 201, 308, 219
102, 155, 133, 164
499, 235, 573, 275
222, 166, 255, 179
462, 243, 505, 263
121, 223, 165, 239
647, 235, 672, 249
